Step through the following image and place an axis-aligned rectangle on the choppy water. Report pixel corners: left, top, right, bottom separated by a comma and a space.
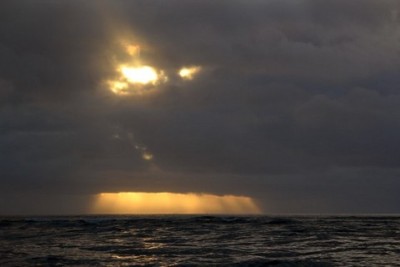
1, 216, 399, 266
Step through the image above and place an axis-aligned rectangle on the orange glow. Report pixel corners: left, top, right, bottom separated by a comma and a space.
91, 192, 261, 214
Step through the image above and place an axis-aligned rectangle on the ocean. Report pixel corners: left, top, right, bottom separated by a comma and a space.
1, 216, 399, 266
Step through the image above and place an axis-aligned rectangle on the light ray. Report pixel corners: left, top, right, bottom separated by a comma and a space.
91, 192, 261, 214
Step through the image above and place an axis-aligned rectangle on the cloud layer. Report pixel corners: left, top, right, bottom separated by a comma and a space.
1, 0, 400, 214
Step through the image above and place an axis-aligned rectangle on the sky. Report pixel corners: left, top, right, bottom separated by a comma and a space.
1, 0, 400, 215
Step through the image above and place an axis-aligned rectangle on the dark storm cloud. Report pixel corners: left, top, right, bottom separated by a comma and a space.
1, 0, 400, 214
0, 0, 114, 102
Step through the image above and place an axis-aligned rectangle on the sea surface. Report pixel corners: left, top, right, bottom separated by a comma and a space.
1, 216, 399, 266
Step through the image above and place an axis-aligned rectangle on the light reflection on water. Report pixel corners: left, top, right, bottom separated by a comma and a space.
1, 216, 399, 266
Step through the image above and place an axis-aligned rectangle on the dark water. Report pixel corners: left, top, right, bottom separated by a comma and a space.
1, 216, 399, 266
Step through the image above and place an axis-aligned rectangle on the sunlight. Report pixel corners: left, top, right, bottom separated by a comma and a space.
125, 44, 140, 56
106, 40, 201, 96
107, 65, 167, 96
91, 192, 261, 214
179, 66, 201, 80
120, 65, 159, 85
108, 80, 130, 95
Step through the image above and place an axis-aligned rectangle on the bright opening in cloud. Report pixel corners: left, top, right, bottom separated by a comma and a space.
120, 65, 159, 85
107, 65, 168, 96
179, 66, 201, 80
91, 192, 261, 214
106, 41, 201, 96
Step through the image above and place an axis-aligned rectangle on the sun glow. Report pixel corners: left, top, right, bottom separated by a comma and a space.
125, 44, 140, 56
108, 81, 130, 95
106, 41, 202, 96
92, 192, 261, 214
179, 66, 201, 80
120, 65, 159, 85
107, 64, 167, 96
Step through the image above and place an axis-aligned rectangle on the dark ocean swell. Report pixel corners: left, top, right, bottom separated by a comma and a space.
1, 216, 399, 266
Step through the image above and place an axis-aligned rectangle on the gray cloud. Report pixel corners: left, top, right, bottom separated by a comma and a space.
1, 0, 400, 214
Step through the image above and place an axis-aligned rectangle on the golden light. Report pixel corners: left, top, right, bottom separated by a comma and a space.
125, 44, 140, 56
106, 40, 202, 96
179, 66, 201, 80
107, 64, 168, 96
108, 81, 130, 95
120, 65, 159, 85
91, 192, 261, 214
